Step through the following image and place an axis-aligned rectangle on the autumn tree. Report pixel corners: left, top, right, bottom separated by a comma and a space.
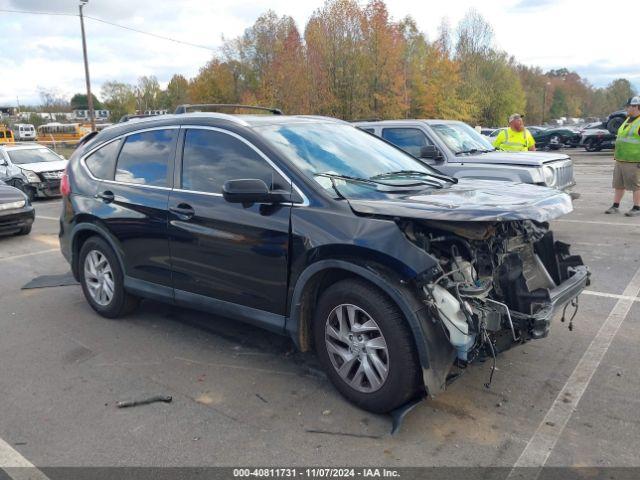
100, 81, 136, 121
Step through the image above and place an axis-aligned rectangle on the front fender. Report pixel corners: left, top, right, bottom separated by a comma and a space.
287, 259, 455, 396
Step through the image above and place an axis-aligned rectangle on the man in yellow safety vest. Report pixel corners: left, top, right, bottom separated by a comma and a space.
492, 113, 536, 152
605, 96, 640, 217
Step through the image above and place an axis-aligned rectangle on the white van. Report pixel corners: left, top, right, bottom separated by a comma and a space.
13, 124, 36, 141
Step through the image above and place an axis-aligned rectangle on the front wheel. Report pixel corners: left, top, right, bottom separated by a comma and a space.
12, 180, 35, 201
79, 237, 139, 318
313, 279, 421, 413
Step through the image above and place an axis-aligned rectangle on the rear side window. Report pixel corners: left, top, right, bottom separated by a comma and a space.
85, 140, 121, 180
115, 129, 177, 186
181, 129, 285, 193
382, 128, 431, 157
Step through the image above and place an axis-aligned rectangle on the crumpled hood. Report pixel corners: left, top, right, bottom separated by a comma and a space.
346, 179, 573, 222
17, 160, 67, 173
456, 151, 569, 166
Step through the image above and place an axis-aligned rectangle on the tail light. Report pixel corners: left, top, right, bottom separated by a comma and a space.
60, 167, 71, 197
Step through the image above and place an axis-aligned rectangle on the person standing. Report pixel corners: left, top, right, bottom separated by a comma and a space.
605, 96, 640, 217
492, 113, 536, 152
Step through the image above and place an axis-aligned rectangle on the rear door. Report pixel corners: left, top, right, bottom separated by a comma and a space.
168, 126, 292, 322
92, 127, 178, 290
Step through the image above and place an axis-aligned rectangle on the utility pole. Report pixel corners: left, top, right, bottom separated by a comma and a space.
79, 0, 95, 131
541, 81, 550, 125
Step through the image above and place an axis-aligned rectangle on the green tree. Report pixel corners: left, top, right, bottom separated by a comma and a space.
69, 93, 103, 110
161, 74, 190, 111
100, 81, 137, 121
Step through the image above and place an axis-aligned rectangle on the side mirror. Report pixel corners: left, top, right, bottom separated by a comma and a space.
222, 179, 290, 204
420, 145, 442, 160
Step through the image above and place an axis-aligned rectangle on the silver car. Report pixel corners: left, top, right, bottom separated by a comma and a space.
355, 119, 576, 194
0, 144, 68, 200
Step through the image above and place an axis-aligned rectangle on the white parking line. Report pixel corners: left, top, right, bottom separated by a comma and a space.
583, 290, 640, 303
509, 265, 640, 478
0, 249, 59, 262
0, 437, 50, 479
556, 219, 640, 227
35, 216, 58, 221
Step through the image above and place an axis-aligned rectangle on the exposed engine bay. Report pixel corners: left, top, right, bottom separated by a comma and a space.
401, 219, 590, 379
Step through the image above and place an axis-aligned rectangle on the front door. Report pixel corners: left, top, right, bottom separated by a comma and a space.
168, 127, 292, 323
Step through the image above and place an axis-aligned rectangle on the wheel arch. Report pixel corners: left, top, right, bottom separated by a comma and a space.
70, 222, 125, 280
286, 259, 433, 371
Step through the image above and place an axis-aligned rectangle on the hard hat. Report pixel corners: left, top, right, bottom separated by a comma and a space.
509, 113, 523, 122
627, 96, 640, 106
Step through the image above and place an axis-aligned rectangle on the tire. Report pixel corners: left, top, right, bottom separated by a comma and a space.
12, 180, 35, 202
78, 236, 139, 318
584, 139, 600, 152
15, 225, 32, 236
313, 278, 421, 413
607, 117, 624, 135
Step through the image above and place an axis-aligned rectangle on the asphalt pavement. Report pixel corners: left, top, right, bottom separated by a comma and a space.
0, 150, 638, 473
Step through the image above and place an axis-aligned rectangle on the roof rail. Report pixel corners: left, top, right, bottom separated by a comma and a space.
174, 104, 283, 115
118, 114, 157, 123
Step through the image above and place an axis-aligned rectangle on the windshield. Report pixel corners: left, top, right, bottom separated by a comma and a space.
256, 122, 442, 188
430, 122, 494, 154
7, 148, 62, 165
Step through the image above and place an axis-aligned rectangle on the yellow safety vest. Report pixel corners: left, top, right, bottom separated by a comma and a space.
494, 128, 533, 152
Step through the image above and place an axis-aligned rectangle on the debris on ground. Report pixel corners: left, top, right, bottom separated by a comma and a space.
116, 395, 172, 409
255, 393, 268, 403
322, 409, 331, 416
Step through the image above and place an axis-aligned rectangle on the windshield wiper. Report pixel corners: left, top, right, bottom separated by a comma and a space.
455, 148, 494, 155
371, 169, 457, 184
314, 172, 444, 190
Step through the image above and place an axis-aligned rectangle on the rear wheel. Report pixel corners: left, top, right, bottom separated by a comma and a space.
584, 138, 601, 152
79, 237, 139, 318
313, 278, 421, 413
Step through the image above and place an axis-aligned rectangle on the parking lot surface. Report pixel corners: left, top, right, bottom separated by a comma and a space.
0, 150, 638, 470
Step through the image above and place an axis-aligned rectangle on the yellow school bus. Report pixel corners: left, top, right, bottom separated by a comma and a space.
36, 123, 90, 142
0, 124, 15, 144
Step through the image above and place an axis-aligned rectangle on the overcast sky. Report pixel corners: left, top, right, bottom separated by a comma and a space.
1, 0, 637, 106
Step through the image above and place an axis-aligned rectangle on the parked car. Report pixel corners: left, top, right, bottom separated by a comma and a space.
355, 120, 576, 194
0, 180, 34, 236
580, 128, 616, 152
12, 123, 37, 141
59, 109, 589, 414
533, 127, 581, 150
604, 109, 626, 134
0, 144, 68, 200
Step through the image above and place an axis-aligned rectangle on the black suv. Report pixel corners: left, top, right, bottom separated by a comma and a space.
59, 107, 589, 413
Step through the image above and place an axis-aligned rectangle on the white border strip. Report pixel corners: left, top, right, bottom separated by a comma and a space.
509, 265, 640, 477
556, 219, 640, 228
0, 249, 59, 262
583, 290, 640, 303
0, 437, 50, 479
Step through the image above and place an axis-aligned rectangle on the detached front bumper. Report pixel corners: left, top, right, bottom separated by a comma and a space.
527, 265, 590, 339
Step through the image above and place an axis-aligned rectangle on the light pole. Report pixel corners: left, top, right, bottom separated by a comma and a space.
79, 0, 95, 132
541, 81, 550, 125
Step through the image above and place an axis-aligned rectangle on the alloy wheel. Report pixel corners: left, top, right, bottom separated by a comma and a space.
324, 304, 389, 393
84, 250, 115, 306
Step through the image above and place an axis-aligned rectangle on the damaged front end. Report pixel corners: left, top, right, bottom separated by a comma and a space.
401, 218, 590, 391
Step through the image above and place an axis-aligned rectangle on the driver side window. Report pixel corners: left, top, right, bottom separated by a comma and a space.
381, 128, 433, 157
181, 129, 287, 194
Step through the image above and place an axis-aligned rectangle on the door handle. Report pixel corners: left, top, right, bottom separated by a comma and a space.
95, 190, 114, 203
169, 203, 195, 220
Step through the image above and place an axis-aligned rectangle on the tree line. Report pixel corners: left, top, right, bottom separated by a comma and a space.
40, 0, 640, 126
